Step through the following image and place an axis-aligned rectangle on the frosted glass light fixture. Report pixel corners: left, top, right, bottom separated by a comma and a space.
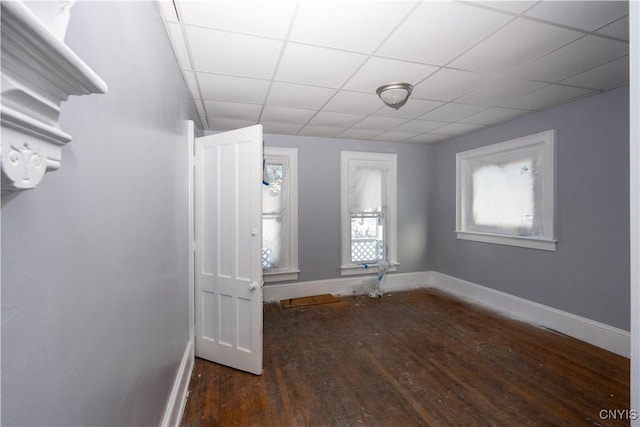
376, 82, 413, 110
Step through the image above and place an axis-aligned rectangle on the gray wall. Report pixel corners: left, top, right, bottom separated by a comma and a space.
264, 134, 432, 283
431, 86, 630, 330
1, 2, 197, 425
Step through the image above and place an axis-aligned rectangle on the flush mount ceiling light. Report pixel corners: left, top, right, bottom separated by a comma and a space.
376, 82, 413, 110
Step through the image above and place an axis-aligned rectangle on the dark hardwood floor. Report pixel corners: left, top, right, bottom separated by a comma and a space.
181, 288, 630, 426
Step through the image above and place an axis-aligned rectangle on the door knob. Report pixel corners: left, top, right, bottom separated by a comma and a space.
248, 281, 259, 291
250, 228, 258, 236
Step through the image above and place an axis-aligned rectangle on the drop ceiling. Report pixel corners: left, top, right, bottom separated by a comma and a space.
158, 1, 629, 144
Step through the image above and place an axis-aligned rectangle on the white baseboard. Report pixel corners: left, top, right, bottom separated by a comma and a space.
263, 271, 429, 302
160, 340, 194, 427
427, 271, 630, 358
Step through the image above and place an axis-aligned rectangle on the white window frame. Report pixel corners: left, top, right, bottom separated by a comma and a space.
263, 147, 299, 282
456, 129, 557, 251
340, 151, 398, 276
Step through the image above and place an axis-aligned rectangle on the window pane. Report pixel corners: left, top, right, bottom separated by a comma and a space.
263, 163, 284, 214
262, 216, 288, 269
456, 130, 554, 250
265, 164, 283, 191
350, 213, 384, 263
470, 158, 537, 235
262, 160, 289, 270
348, 159, 388, 264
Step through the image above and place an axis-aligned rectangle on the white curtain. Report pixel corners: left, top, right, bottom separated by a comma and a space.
348, 160, 387, 213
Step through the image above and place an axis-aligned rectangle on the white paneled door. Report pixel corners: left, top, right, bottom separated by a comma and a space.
195, 125, 263, 375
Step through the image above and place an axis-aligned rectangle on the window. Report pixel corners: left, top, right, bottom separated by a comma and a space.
456, 130, 556, 251
262, 147, 298, 282
340, 151, 397, 275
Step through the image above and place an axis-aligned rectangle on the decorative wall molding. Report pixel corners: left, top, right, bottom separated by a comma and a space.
22, 1, 76, 41
160, 340, 194, 427
1, 0, 107, 192
427, 271, 631, 358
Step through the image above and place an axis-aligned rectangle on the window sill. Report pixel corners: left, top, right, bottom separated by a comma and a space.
263, 269, 300, 283
456, 230, 557, 251
340, 263, 398, 276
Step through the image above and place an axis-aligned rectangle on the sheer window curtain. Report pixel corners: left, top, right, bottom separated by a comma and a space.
348, 161, 387, 213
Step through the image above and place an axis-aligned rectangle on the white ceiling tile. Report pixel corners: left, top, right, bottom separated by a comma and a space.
461, 107, 531, 125
372, 132, 416, 142
167, 23, 192, 70
525, 1, 628, 32
352, 116, 408, 131
204, 100, 262, 121
376, 2, 511, 65
419, 103, 487, 122
197, 73, 270, 103
275, 43, 367, 88
407, 134, 451, 144
503, 85, 595, 110
372, 98, 444, 119
308, 112, 364, 128
266, 82, 336, 109
596, 16, 629, 41
560, 57, 629, 90
184, 71, 200, 98
393, 120, 447, 133
449, 18, 582, 74
431, 123, 485, 136
323, 91, 383, 115
186, 26, 282, 79
472, 2, 537, 14
510, 35, 629, 82
344, 57, 438, 92
456, 77, 547, 106
209, 117, 258, 131
337, 129, 384, 141
260, 106, 316, 124
260, 122, 303, 135
298, 125, 344, 138
412, 68, 491, 102
289, 2, 414, 53
176, 1, 296, 38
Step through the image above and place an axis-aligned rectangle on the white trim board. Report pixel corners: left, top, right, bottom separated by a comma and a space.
629, 0, 639, 421
160, 340, 194, 427
427, 272, 630, 358
264, 271, 630, 358
187, 120, 195, 345
263, 271, 429, 302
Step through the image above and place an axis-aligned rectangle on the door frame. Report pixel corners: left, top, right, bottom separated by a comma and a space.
630, 3, 639, 423
187, 120, 195, 345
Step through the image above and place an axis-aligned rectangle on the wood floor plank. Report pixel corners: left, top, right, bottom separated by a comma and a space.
181, 288, 630, 426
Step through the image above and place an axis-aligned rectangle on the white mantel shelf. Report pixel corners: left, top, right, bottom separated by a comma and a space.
1, 0, 107, 192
